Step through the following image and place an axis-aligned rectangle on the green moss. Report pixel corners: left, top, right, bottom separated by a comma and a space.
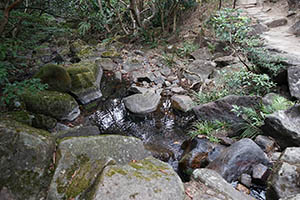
0, 111, 33, 126
22, 90, 77, 120
106, 167, 128, 177
66, 61, 99, 92
101, 50, 120, 58
78, 46, 96, 59
56, 154, 93, 199
34, 64, 71, 92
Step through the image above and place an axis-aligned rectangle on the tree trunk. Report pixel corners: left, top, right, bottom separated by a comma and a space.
0, 0, 24, 35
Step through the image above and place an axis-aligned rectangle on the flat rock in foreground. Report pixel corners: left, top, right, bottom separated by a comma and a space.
88, 156, 185, 200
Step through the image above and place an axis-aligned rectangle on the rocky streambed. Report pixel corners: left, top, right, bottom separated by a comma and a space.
2, 2, 300, 197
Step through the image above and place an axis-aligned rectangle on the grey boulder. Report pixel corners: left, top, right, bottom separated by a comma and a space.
207, 138, 270, 182
47, 135, 151, 200
267, 147, 300, 199
262, 105, 300, 148
0, 120, 55, 200
124, 91, 161, 114
87, 156, 185, 200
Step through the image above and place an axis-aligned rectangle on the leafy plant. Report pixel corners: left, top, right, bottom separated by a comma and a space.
162, 53, 176, 67
194, 87, 228, 104
189, 120, 229, 143
231, 95, 294, 138
177, 41, 199, 57
222, 69, 276, 96
231, 105, 264, 138
0, 79, 48, 108
193, 69, 276, 104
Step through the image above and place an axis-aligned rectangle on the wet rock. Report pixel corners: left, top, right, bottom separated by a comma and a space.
191, 169, 255, 200
48, 135, 151, 200
0, 120, 55, 200
67, 60, 103, 104
288, 66, 300, 100
179, 138, 214, 177
171, 95, 194, 112
262, 105, 300, 149
87, 156, 185, 200
252, 163, 270, 185
124, 91, 161, 114
240, 174, 252, 188
289, 20, 300, 36
193, 95, 262, 124
255, 135, 276, 153
22, 90, 80, 121
183, 59, 216, 83
54, 125, 99, 139
207, 138, 270, 182
144, 144, 175, 162
265, 18, 288, 28
95, 57, 116, 71
267, 147, 300, 199
34, 64, 71, 92
190, 47, 213, 60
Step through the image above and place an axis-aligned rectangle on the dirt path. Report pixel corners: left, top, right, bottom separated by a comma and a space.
237, 0, 300, 57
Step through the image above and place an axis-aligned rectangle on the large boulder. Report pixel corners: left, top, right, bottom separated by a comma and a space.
267, 147, 300, 199
67, 60, 103, 104
262, 105, 300, 149
47, 135, 151, 200
87, 156, 185, 200
207, 138, 270, 182
124, 91, 161, 114
184, 169, 255, 200
22, 90, 80, 121
183, 59, 216, 83
0, 120, 55, 200
34, 64, 71, 92
288, 66, 300, 100
193, 95, 262, 124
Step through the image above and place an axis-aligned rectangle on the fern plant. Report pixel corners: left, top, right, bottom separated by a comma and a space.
231, 95, 294, 138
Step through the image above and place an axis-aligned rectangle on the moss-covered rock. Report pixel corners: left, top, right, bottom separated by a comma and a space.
32, 113, 57, 130
22, 90, 80, 121
1, 111, 57, 131
0, 119, 55, 200
66, 60, 103, 104
101, 50, 121, 58
47, 135, 151, 200
34, 64, 72, 92
86, 156, 185, 200
0, 110, 34, 126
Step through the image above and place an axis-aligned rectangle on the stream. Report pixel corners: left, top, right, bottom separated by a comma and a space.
81, 75, 266, 200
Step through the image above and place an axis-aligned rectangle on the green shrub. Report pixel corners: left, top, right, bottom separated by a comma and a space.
188, 120, 229, 143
